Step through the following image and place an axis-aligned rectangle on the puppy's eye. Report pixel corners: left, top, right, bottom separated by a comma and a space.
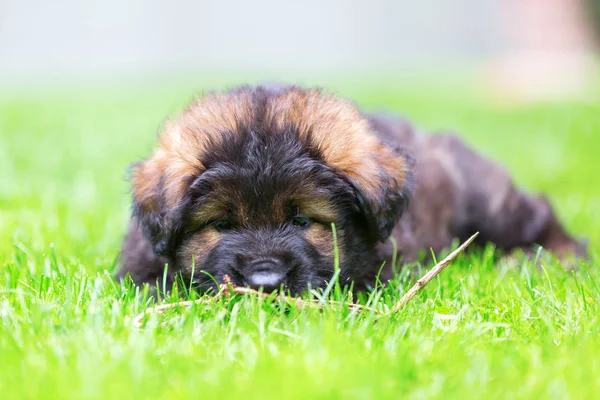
212, 219, 232, 231
292, 215, 311, 228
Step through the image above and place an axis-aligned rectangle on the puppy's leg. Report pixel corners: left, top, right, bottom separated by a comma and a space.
116, 220, 173, 287
435, 134, 587, 261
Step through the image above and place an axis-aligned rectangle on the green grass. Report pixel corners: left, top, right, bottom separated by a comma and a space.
1, 78, 600, 399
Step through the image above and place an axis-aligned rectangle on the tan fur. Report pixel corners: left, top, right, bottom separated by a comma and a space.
191, 195, 338, 229
177, 229, 222, 273
272, 187, 339, 224
266, 89, 410, 200
132, 90, 255, 211
295, 197, 339, 223
131, 87, 410, 218
190, 201, 229, 228
131, 155, 166, 213
305, 224, 342, 260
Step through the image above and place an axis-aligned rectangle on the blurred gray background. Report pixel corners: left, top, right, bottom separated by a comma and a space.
0, 0, 505, 81
0, 0, 597, 101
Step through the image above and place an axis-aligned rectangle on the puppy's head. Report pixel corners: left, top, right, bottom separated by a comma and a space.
131, 86, 412, 293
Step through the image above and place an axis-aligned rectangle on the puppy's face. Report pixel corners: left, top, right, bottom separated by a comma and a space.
130, 86, 412, 294
177, 132, 360, 293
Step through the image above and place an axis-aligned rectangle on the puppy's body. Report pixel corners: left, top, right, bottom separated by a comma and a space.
117, 86, 585, 293
368, 115, 585, 280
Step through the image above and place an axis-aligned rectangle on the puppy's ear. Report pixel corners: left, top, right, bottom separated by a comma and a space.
130, 159, 175, 256
130, 152, 196, 257
352, 146, 414, 243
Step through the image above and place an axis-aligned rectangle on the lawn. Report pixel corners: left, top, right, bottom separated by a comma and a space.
1, 77, 599, 399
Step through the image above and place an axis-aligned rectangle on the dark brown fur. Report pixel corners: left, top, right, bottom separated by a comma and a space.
117, 85, 587, 292
368, 114, 587, 276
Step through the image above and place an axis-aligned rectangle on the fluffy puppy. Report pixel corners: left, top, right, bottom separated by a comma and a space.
117, 85, 586, 294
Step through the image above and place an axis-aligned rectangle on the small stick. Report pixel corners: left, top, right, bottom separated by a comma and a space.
132, 295, 223, 328
390, 232, 479, 313
221, 275, 378, 313
131, 232, 478, 327
132, 275, 380, 328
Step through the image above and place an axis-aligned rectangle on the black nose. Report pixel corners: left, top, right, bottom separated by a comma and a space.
243, 260, 286, 292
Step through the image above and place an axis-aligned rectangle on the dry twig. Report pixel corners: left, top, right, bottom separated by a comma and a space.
131, 232, 479, 327
391, 231, 479, 312
132, 275, 379, 328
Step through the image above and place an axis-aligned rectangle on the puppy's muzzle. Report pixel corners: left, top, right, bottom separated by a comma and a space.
239, 259, 287, 292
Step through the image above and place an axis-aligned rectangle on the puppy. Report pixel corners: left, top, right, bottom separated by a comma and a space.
117, 85, 587, 294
